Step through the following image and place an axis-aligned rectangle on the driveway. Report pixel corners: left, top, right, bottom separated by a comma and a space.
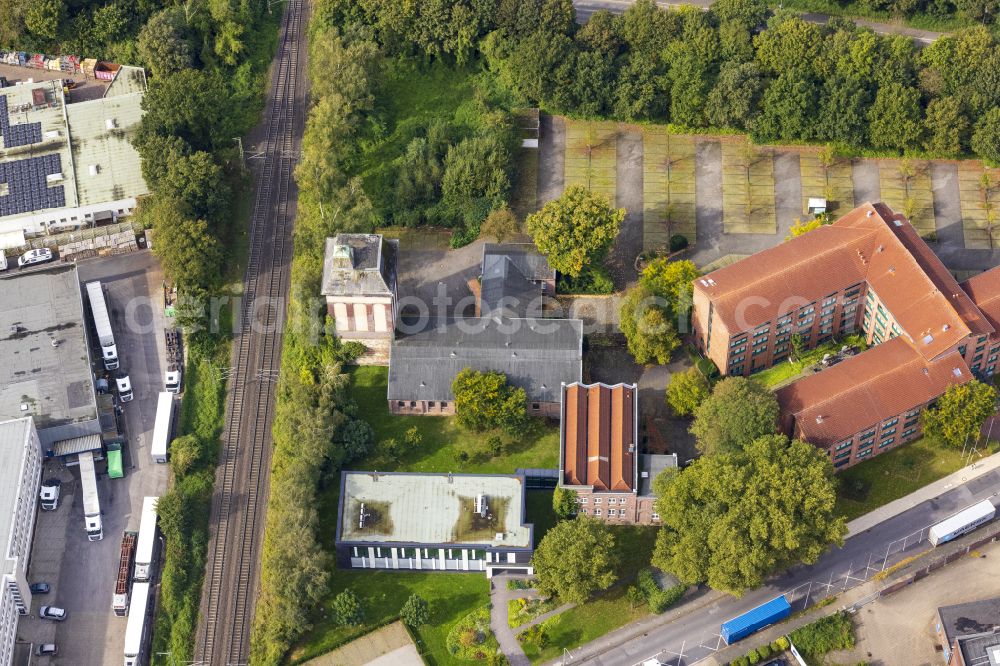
539, 114, 566, 207
608, 130, 644, 289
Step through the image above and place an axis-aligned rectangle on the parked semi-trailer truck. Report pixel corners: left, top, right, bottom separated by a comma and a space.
85, 281, 119, 370
133, 497, 159, 582
928, 499, 996, 546
720, 595, 792, 645
78, 451, 103, 541
123, 581, 150, 666
113, 531, 137, 616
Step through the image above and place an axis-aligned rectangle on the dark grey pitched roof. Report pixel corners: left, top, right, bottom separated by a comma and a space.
483, 243, 552, 281
321, 234, 397, 297
481, 244, 552, 318
388, 317, 583, 404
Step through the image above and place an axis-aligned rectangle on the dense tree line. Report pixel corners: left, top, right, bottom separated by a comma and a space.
322, 0, 1000, 163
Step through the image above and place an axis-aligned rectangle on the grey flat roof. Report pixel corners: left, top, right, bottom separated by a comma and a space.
0, 418, 33, 564
0, 265, 98, 433
321, 235, 397, 297
939, 598, 1000, 650
388, 317, 582, 404
339, 471, 531, 548
638, 454, 678, 497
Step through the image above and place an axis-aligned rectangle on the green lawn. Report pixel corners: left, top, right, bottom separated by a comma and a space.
752, 336, 866, 389
288, 570, 490, 665
526, 490, 559, 544
521, 525, 659, 663
348, 366, 560, 473
835, 438, 981, 521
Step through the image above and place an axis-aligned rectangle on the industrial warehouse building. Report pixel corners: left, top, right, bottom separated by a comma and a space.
558, 382, 676, 524
0, 265, 103, 451
693, 202, 1000, 469
335, 471, 535, 577
0, 417, 43, 666
0, 70, 148, 245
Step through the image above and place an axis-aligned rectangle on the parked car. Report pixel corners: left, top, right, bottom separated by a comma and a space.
38, 606, 66, 621
18, 248, 53, 267
762, 659, 787, 666
29, 582, 50, 595
115, 372, 133, 403
35, 643, 57, 656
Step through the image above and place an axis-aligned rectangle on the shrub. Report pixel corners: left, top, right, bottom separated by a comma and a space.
669, 234, 689, 252
636, 568, 685, 613
332, 589, 364, 626
400, 593, 430, 627
404, 426, 423, 448
789, 612, 856, 657
776, 636, 790, 650
486, 434, 506, 457
747, 648, 761, 665
758, 643, 772, 658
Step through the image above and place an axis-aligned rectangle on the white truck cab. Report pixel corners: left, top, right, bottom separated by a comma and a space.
116, 372, 133, 403
164, 365, 182, 394
39, 479, 61, 510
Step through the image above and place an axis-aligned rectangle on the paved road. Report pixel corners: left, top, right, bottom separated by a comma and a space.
558, 459, 1000, 665
573, 0, 944, 43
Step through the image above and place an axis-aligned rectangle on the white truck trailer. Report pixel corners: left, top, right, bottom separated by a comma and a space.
151, 392, 173, 464
928, 499, 996, 546
123, 581, 150, 666
85, 280, 119, 370
133, 497, 159, 582
78, 451, 102, 541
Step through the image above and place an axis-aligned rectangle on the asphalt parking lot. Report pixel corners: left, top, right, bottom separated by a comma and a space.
16, 250, 171, 664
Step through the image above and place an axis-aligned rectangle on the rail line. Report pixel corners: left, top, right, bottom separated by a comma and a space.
193, 0, 304, 663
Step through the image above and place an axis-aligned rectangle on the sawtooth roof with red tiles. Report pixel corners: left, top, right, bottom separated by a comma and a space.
561, 382, 637, 492
776, 337, 973, 448
961, 265, 1000, 333
694, 203, 993, 360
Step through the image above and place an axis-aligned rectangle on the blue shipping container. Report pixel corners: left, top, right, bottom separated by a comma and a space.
720, 595, 792, 644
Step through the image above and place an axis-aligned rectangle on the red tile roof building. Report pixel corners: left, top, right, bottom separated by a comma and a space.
559, 382, 671, 524
693, 203, 1000, 469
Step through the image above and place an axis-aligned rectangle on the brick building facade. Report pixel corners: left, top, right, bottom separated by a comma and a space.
692, 203, 1000, 469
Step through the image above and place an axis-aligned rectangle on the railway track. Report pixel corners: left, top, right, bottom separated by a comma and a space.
194, 0, 305, 663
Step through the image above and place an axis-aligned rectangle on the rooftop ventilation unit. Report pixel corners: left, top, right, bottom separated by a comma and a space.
45, 172, 63, 183
105, 118, 117, 130
475, 494, 488, 518
89, 164, 100, 176
953, 367, 963, 377
495, 532, 505, 541
359, 502, 370, 529
923, 334, 934, 344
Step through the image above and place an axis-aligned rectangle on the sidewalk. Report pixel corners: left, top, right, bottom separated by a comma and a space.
846, 451, 1000, 537
490, 575, 533, 666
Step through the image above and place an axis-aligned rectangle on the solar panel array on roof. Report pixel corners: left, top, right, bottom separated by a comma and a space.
0, 154, 65, 217
0, 95, 42, 148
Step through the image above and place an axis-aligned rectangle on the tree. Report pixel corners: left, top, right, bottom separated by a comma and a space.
785, 216, 830, 240
400, 594, 430, 627
815, 76, 869, 147
451, 368, 528, 435
972, 108, 1000, 166
652, 435, 846, 594
705, 62, 763, 130
161, 152, 231, 223
340, 419, 374, 462
640, 258, 699, 315
137, 7, 193, 78
141, 198, 223, 291
620, 286, 681, 365
552, 486, 578, 519
532, 518, 617, 603
921, 381, 997, 449
868, 83, 923, 151
480, 207, 520, 243
711, 0, 768, 29
956, 0, 1000, 23
25, 0, 63, 41
666, 367, 711, 417
525, 186, 624, 278
332, 589, 364, 626
753, 67, 817, 142
137, 69, 234, 153
690, 377, 780, 455
923, 96, 969, 157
